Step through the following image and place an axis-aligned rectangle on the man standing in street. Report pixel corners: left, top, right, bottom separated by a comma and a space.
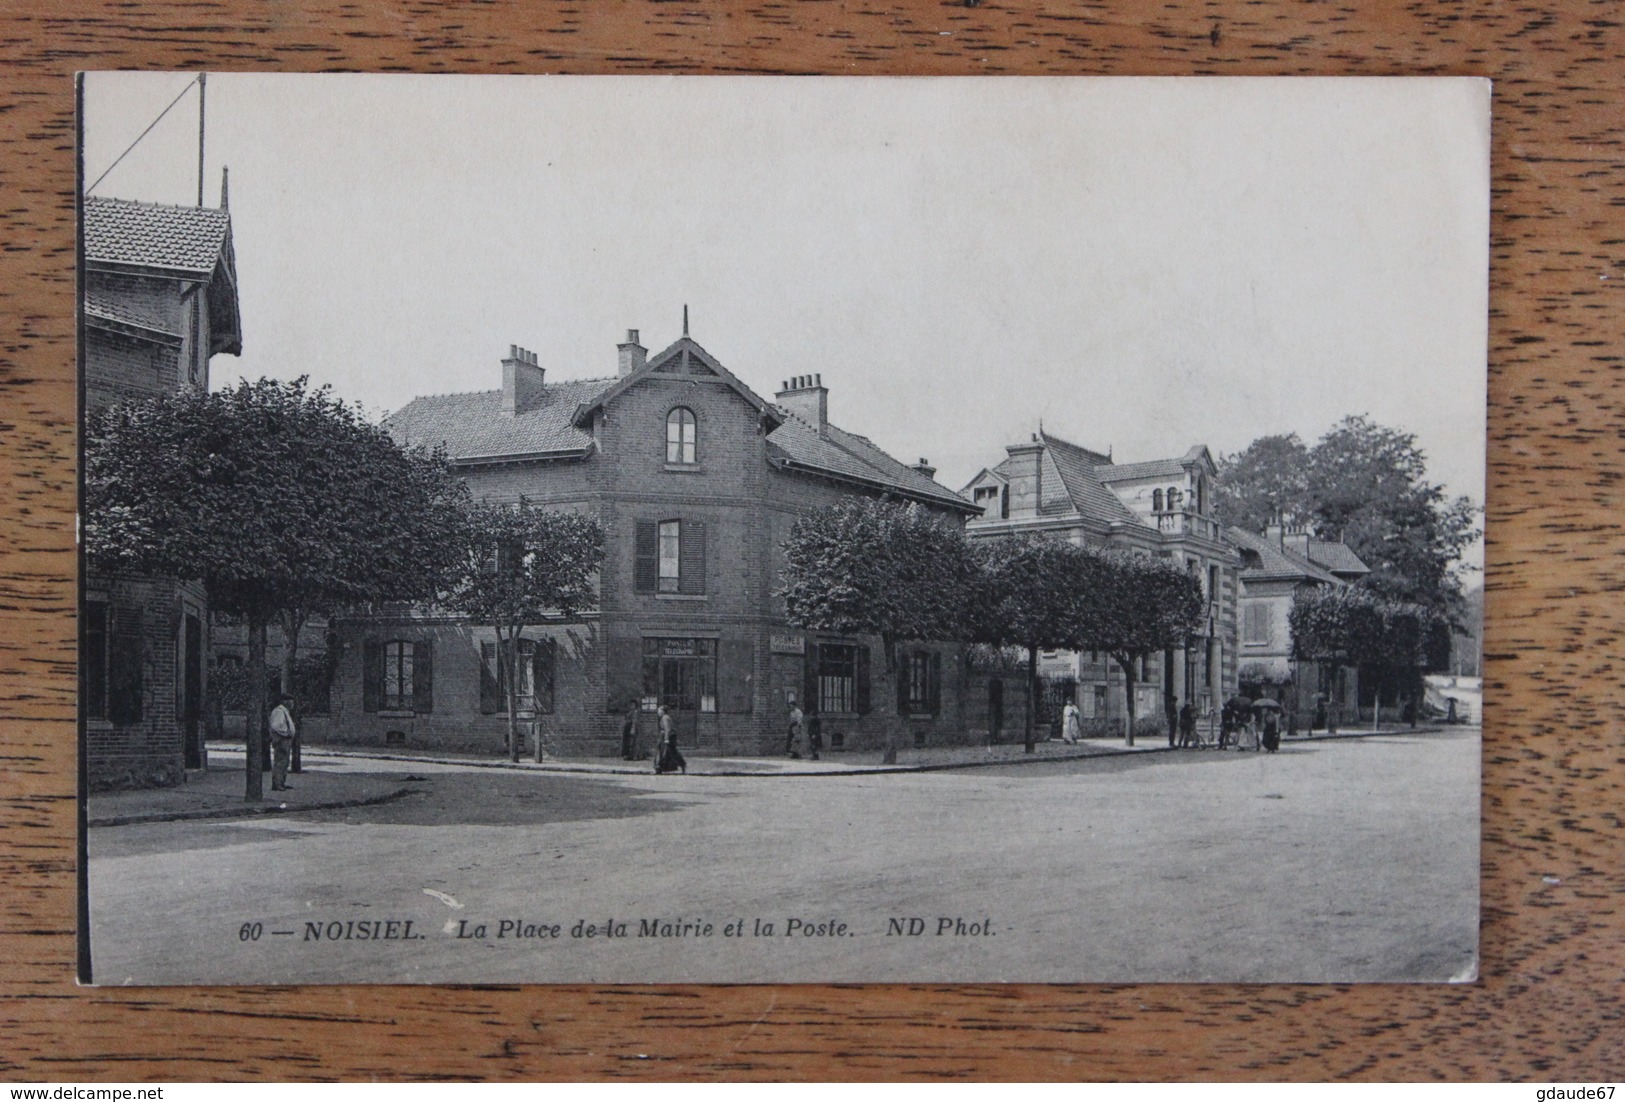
786, 698, 805, 759
269, 693, 297, 792
621, 700, 642, 761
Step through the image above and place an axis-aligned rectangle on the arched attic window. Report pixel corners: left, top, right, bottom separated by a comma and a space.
666, 407, 697, 464
1152, 489, 1164, 512
1167, 486, 1182, 511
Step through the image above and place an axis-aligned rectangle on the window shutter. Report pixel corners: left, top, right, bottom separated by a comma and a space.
718, 637, 753, 713
928, 650, 942, 716
802, 643, 819, 715
634, 521, 658, 593
413, 639, 434, 713
362, 639, 381, 713
480, 641, 500, 714
536, 638, 556, 715
606, 635, 643, 712
897, 652, 910, 714
108, 616, 143, 725
679, 519, 706, 595
855, 645, 872, 714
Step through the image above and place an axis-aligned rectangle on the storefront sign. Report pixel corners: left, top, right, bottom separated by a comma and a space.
769, 633, 805, 655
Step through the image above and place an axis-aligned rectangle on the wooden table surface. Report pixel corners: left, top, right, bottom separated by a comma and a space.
1, 0, 1620, 1082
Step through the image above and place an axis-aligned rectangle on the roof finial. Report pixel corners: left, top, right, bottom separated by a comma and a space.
682, 304, 689, 337
219, 165, 229, 211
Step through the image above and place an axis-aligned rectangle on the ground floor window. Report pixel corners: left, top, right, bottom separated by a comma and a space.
817, 643, 857, 714
382, 641, 414, 710
642, 637, 717, 713
363, 638, 433, 713
903, 649, 942, 715
481, 638, 554, 714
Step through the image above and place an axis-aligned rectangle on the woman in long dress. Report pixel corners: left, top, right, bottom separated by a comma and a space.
654, 705, 687, 775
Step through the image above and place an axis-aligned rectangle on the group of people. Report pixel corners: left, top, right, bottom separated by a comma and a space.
621, 702, 686, 775
1054, 694, 1284, 754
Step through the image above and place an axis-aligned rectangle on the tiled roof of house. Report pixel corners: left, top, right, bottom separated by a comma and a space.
1307, 539, 1371, 576
1037, 432, 1140, 525
384, 377, 615, 460
1095, 456, 1188, 483
83, 292, 180, 337
768, 406, 975, 512
1228, 526, 1340, 585
83, 196, 232, 276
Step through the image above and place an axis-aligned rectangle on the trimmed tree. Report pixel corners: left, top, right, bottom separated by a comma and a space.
778, 497, 976, 757
971, 536, 1097, 752
1079, 550, 1205, 746
84, 377, 468, 800
443, 500, 605, 762
1290, 585, 1446, 730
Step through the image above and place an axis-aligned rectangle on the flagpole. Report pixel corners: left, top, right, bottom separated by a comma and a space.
196, 72, 206, 206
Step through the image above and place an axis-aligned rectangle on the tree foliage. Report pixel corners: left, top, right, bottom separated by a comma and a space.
1077, 550, 1206, 743
1211, 433, 1311, 534
970, 536, 1100, 750
84, 376, 468, 798
1290, 584, 1450, 725
1215, 416, 1479, 609
779, 497, 978, 674
85, 377, 467, 618
443, 499, 605, 761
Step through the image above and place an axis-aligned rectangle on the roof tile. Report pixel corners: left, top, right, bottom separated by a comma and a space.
83, 196, 231, 275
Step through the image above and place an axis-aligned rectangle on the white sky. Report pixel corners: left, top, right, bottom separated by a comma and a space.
83, 74, 1489, 567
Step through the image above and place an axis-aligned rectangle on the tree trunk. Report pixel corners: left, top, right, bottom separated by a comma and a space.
1116, 653, 1138, 746
245, 614, 267, 801
1327, 662, 1340, 734
279, 607, 307, 773
882, 634, 898, 765
1024, 645, 1037, 753
503, 627, 521, 763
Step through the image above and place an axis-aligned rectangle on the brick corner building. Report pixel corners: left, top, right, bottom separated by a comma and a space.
323, 327, 990, 758
81, 184, 241, 788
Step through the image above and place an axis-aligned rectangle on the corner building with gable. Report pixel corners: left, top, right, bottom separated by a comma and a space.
321, 328, 981, 757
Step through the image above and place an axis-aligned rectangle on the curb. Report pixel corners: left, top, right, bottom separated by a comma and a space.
87, 785, 420, 828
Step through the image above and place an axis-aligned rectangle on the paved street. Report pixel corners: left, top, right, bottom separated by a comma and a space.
87, 728, 1479, 985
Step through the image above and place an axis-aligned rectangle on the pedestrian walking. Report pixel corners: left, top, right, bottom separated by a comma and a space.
785, 699, 804, 759
268, 693, 297, 791
621, 700, 642, 761
1062, 700, 1082, 744
1261, 709, 1281, 753
1179, 700, 1196, 748
654, 705, 686, 775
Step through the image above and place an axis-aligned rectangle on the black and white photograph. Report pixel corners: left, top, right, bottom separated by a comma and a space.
79, 74, 1487, 985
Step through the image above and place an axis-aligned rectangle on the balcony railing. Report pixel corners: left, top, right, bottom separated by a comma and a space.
1153, 509, 1221, 541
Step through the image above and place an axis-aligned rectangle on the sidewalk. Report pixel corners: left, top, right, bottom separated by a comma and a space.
87, 763, 418, 828
89, 723, 1463, 827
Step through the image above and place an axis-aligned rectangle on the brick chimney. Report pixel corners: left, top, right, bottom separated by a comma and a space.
1264, 519, 1285, 549
775, 374, 828, 436
618, 329, 646, 378
1282, 525, 1311, 559
1002, 435, 1044, 519
502, 345, 545, 416
910, 457, 937, 480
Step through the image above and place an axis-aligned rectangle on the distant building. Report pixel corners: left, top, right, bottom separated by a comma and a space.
81, 188, 241, 788
1229, 522, 1369, 724
320, 329, 985, 757
962, 431, 1236, 736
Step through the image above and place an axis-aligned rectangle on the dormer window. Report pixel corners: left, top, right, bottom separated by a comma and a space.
666, 407, 697, 464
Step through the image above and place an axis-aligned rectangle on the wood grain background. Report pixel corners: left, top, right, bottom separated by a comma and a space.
2, 0, 1620, 1082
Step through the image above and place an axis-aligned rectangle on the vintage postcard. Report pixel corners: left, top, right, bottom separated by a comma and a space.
79, 74, 1487, 985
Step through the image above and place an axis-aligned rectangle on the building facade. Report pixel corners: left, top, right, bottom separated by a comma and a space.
1229, 522, 1369, 726
961, 431, 1238, 737
319, 329, 986, 757
82, 190, 241, 788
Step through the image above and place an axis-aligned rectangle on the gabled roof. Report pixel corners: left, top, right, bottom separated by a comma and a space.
572, 337, 782, 432
83, 196, 232, 276
1307, 540, 1370, 577
1037, 431, 1139, 525
769, 409, 977, 513
385, 377, 614, 463
1095, 457, 1188, 483
1227, 526, 1340, 585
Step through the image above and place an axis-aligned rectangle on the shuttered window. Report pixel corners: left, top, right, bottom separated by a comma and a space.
481, 638, 553, 714
635, 518, 707, 595
904, 649, 942, 715
367, 639, 432, 713
1244, 603, 1271, 645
